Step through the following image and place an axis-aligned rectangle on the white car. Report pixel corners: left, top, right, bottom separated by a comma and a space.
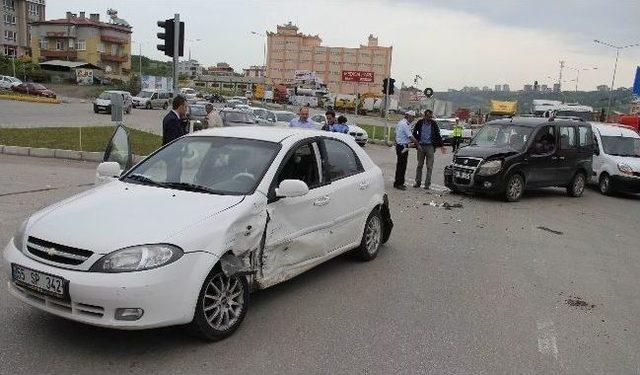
590, 122, 640, 195
93, 90, 133, 114
273, 110, 297, 127
0, 75, 22, 90
311, 114, 369, 146
132, 90, 172, 110
180, 88, 198, 102
5, 125, 393, 341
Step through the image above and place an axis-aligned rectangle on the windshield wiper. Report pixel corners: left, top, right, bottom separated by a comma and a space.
126, 174, 169, 188
163, 182, 221, 194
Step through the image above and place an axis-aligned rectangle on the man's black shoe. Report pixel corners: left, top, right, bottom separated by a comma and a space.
394, 184, 407, 190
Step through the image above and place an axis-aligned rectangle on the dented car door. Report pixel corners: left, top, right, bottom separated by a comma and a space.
258, 141, 335, 288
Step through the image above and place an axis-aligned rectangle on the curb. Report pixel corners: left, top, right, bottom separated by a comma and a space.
0, 145, 147, 163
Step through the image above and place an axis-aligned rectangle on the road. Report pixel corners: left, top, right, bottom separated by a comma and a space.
0, 99, 394, 135
1, 148, 640, 374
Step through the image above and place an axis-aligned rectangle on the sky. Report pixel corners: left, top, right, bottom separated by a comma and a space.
47, 0, 640, 91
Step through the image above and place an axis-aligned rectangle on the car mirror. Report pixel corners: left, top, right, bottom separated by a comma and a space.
275, 179, 309, 198
592, 144, 599, 156
95, 162, 122, 184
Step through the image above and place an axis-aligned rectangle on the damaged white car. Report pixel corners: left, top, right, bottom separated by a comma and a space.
4, 126, 393, 341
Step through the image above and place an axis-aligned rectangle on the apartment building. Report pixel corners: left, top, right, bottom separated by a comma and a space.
177, 59, 202, 78
1, 0, 45, 58
266, 22, 392, 94
243, 65, 265, 78
29, 10, 132, 79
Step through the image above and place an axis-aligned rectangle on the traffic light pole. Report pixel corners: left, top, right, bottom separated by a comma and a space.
172, 13, 180, 96
384, 75, 390, 144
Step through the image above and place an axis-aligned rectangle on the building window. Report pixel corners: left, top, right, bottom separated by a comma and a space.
75, 40, 86, 51
4, 30, 16, 42
28, 3, 38, 16
55, 39, 64, 50
3, 45, 17, 57
3, 0, 15, 11
3, 12, 16, 24
39, 38, 47, 50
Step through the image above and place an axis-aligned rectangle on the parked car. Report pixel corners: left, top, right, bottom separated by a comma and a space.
250, 107, 277, 125
4, 125, 393, 341
205, 93, 225, 103
219, 109, 258, 127
231, 96, 249, 105
311, 114, 369, 146
273, 111, 297, 127
11, 82, 56, 98
93, 91, 133, 114
224, 99, 244, 109
188, 104, 208, 131
444, 117, 593, 201
132, 90, 172, 110
590, 122, 640, 195
0, 75, 22, 90
179, 88, 198, 102
234, 104, 252, 113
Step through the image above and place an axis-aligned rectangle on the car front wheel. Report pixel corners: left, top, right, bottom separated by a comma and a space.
354, 210, 383, 261
567, 171, 586, 197
504, 173, 524, 202
599, 173, 612, 195
189, 268, 249, 341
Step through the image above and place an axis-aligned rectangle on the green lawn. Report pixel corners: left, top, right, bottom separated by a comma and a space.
0, 126, 161, 155
359, 124, 395, 141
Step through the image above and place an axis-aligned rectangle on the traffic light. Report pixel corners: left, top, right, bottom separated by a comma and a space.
157, 18, 185, 57
424, 87, 434, 98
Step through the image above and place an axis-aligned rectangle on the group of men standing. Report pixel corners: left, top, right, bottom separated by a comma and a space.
393, 109, 447, 191
288, 106, 350, 133
161, 95, 222, 145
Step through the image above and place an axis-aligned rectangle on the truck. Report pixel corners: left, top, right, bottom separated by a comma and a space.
274, 85, 289, 104
531, 100, 594, 121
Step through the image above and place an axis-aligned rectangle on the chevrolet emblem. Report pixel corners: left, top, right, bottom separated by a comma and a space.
47, 247, 56, 257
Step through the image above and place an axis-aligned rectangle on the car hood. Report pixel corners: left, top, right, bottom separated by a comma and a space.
606, 154, 640, 171
455, 144, 521, 159
28, 181, 244, 254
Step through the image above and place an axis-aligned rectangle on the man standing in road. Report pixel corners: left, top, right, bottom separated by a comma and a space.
412, 109, 446, 190
322, 109, 337, 131
162, 95, 188, 145
394, 110, 417, 190
289, 106, 314, 129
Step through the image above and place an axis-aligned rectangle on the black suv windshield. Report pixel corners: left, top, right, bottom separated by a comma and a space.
123, 137, 280, 195
601, 136, 640, 157
471, 124, 533, 152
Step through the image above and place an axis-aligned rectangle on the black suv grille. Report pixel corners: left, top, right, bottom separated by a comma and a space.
26, 237, 93, 265
454, 157, 481, 167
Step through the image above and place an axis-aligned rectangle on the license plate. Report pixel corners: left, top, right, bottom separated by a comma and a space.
11, 264, 69, 300
454, 171, 471, 179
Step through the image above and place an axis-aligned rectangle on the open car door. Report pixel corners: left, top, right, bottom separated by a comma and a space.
95, 125, 133, 184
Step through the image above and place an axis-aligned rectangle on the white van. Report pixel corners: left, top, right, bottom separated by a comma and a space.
132, 90, 172, 110
591, 122, 640, 195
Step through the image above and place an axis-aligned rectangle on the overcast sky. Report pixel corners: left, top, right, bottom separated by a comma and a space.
48, 0, 640, 91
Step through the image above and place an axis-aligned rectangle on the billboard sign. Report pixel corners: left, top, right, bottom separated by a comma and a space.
76, 68, 93, 85
341, 70, 374, 83
141, 75, 173, 91
294, 70, 317, 81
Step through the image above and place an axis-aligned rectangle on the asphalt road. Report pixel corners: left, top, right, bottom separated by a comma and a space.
1, 147, 640, 374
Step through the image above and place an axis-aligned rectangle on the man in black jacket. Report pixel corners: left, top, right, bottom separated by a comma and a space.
412, 109, 446, 190
162, 95, 188, 145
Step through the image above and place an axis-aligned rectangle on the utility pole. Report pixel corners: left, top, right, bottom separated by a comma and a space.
138, 42, 142, 91
172, 13, 180, 96
558, 60, 565, 91
594, 39, 640, 119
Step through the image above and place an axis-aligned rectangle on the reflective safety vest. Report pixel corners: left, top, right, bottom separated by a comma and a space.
452, 124, 463, 137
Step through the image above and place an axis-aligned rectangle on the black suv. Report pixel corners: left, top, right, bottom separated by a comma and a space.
444, 117, 594, 201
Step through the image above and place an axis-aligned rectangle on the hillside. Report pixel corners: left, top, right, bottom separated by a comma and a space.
432, 89, 635, 114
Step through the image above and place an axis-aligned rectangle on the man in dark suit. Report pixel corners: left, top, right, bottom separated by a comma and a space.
412, 109, 446, 190
162, 95, 188, 145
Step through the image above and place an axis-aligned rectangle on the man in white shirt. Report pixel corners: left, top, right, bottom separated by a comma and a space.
394, 110, 418, 190
204, 103, 222, 128
289, 107, 314, 129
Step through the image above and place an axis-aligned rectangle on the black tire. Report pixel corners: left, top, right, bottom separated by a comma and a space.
567, 171, 586, 197
504, 173, 524, 202
162, 102, 168, 110
146, 102, 152, 110
354, 209, 384, 261
599, 173, 613, 196
188, 268, 250, 341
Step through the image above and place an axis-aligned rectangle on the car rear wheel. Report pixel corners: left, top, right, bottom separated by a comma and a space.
599, 173, 612, 195
504, 173, 524, 202
354, 210, 383, 261
146, 102, 152, 110
189, 268, 249, 341
567, 171, 586, 197
163, 102, 168, 110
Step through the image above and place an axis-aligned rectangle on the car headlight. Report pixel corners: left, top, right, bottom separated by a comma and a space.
477, 160, 502, 176
90, 244, 183, 273
618, 163, 633, 175
12, 218, 29, 252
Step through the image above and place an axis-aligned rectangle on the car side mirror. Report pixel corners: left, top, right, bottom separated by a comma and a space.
275, 179, 309, 198
593, 144, 599, 155
95, 161, 122, 185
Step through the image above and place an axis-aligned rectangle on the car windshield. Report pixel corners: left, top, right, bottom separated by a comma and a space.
223, 112, 253, 124
138, 91, 154, 98
98, 92, 111, 100
123, 137, 280, 195
437, 121, 454, 130
190, 106, 207, 116
601, 135, 640, 157
276, 113, 295, 122
470, 124, 533, 152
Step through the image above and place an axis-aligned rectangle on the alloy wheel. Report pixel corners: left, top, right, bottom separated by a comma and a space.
507, 175, 523, 201
573, 174, 585, 195
202, 273, 244, 332
365, 216, 382, 256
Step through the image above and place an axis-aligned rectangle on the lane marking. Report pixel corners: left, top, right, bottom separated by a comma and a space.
536, 319, 559, 361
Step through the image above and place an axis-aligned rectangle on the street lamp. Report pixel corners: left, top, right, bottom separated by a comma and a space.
131, 40, 147, 90
186, 38, 202, 61
593, 39, 640, 117
250, 31, 266, 69
566, 66, 598, 92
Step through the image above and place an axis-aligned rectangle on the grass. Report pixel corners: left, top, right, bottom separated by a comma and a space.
359, 124, 396, 142
0, 126, 161, 156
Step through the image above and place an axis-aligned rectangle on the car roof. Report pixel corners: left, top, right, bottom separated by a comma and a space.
591, 122, 640, 137
188, 126, 317, 143
489, 116, 585, 128
273, 110, 295, 114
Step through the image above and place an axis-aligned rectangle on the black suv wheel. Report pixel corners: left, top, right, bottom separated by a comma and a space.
567, 171, 586, 197
504, 173, 524, 202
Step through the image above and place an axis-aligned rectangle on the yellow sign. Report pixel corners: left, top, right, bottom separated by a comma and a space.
253, 84, 264, 99
489, 100, 517, 115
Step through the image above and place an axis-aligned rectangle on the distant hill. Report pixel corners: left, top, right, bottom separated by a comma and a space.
432, 89, 635, 114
